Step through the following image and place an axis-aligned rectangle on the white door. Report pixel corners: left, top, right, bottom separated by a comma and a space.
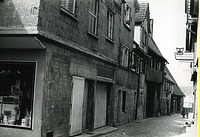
70, 76, 85, 136
94, 82, 107, 128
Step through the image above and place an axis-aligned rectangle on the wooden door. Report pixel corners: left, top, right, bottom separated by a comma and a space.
117, 90, 121, 124
94, 82, 107, 128
70, 76, 85, 136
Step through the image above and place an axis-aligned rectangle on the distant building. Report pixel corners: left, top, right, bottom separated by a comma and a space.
161, 67, 176, 115
145, 36, 167, 117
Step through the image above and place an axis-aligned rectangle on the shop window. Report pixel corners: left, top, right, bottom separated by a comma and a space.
61, 0, 76, 15
0, 61, 36, 129
88, 0, 99, 35
107, 10, 114, 40
122, 91, 126, 113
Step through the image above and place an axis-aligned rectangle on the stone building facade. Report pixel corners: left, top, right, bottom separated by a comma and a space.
0, 0, 140, 137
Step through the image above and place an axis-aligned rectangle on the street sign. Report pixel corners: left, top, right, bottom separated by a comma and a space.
174, 52, 194, 61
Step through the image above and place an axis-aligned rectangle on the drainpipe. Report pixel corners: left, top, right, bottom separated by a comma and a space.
135, 57, 140, 121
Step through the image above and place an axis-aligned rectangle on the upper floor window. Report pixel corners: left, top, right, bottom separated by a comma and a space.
142, 28, 147, 46
140, 58, 143, 73
157, 62, 161, 70
88, 0, 99, 35
107, 10, 114, 39
120, 45, 129, 68
131, 52, 136, 71
123, 3, 132, 27
136, 56, 140, 73
61, 0, 76, 14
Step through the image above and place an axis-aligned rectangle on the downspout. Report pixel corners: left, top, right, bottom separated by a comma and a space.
135, 57, 140, 121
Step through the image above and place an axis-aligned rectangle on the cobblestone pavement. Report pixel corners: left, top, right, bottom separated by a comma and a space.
100, 114, 191, 137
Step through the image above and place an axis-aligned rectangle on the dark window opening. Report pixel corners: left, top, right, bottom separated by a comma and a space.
122, 91, 126, 112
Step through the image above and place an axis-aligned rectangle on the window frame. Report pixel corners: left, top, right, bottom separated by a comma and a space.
61, 0, 76, 15
121, 45, 129, 68
142, 27, 147, 46
140, 58, 143, 73
123, 3, 132, 28
0, 61, 36, 130
136, 56, 140, 73
88, 0, 99, 35
131, 52, 136, 71
107, 10, 114, 40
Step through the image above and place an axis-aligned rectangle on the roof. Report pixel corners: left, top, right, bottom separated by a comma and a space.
164, 67, 176, 83
135, 2, 149, 23
174, 84, 185, 96
148, 36, 167, 62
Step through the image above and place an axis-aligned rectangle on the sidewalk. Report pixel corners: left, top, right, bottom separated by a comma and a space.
75, 114, 197, 137
75, 126, 118, 137
100, 114, 192, 137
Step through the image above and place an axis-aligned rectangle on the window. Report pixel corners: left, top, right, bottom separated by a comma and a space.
107, 10, 114, 39
158, 62, 161, 70
123, 3, 131, 27
122, 91, 126, 113
142, 28, 147, 46
0, 61, 36, 129
131, 52, 136, 71
61, 0, 76, 14
148, 58, 152, 67
140, 58, 143, 73
153, 59, 157, 69
88, 0, 99, 35
121, 45, 129, 67
136, 56, 140, 73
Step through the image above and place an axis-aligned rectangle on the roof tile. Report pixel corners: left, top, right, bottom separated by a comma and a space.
135, 2, 149, 22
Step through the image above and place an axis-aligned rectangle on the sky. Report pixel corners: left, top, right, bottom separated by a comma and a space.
145, 0, 193, 87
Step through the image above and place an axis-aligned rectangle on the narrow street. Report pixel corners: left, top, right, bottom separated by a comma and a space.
99, 114, 194, 137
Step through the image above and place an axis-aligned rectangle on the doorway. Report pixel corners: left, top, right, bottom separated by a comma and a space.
94, 82, 108, 128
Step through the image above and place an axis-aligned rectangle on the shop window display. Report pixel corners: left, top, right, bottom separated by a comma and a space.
0, 61, 36, 129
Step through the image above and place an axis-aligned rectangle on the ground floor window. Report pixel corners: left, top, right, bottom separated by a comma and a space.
0, 61, 36, 129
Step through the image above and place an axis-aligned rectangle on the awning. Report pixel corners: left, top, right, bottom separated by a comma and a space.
0, 36, 46, 49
